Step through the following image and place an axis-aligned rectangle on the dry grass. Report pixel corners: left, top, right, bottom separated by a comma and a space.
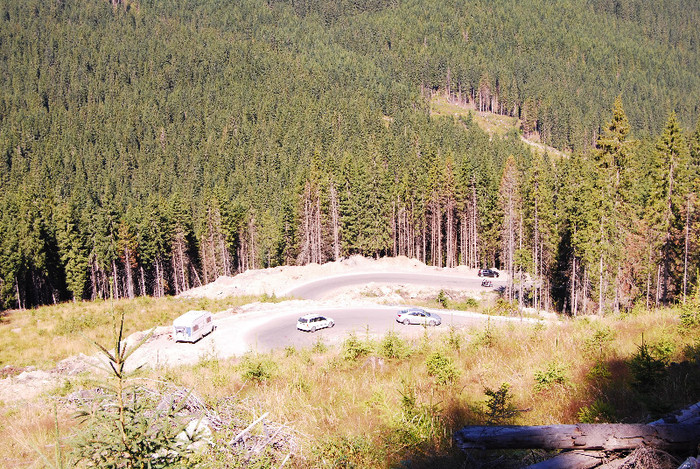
2, 306, 698, 468
0, 403, 77, 468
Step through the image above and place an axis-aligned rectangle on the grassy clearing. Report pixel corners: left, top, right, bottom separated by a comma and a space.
0, 295, 276, 369
429, 93, 520, 137
2, 305, 699, 467
429, 93, 569, 159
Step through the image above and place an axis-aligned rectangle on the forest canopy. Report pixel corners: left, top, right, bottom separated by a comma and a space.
0, 0, 699, 314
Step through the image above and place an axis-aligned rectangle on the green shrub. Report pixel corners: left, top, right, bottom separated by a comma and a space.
436, 290, 449, 308
311, 434, 378, 468
577, 399, 616, 423
444, 326, 463, 352
484, 383, 519, 424
450, 297, 479, 310
312, 337, 328, 354
683, 339, 700, 363
240, 355, 277, 384
583, 325, 615, 357
342, 333, 372, 362
377, 331, 410, 359
533, 362, 568, 392
586, 361, 612, 382
390, 380, 443, 451
492, 298, 519, 316
472, 322, 497, 348
628, 338, 667, 394
425, 351, 460, 385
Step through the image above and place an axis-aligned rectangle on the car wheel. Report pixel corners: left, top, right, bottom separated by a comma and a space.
403, 319, 410, 326
311, 326, 317, 332
429, 320, 437, 327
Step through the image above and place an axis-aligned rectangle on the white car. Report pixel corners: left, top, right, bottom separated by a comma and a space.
396, 308, 441, 326
297, 313, 335, 332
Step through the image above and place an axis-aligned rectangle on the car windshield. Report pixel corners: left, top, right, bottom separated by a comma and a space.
298, 318, 308, 323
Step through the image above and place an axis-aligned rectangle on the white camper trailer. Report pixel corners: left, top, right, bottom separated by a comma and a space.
173, 310, 214, 343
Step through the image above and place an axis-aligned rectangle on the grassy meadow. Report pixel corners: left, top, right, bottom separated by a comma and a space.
0, 295, 271, 370
1, 297, 698, 468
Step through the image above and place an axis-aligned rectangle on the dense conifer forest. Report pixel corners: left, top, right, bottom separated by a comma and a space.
1, 0, 699, 313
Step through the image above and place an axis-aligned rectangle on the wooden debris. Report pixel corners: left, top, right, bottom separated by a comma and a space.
229, 412, 270, 446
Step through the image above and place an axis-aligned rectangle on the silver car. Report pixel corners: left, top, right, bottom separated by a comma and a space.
297, 313, 335, 332
396, 308, 441, 326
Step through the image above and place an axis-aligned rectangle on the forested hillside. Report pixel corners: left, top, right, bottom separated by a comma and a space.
1, 0, 699, 313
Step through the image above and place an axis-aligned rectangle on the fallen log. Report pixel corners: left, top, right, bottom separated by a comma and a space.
522, 450, 608, 469
522, 402, 700, 469
454, 423, 700, 452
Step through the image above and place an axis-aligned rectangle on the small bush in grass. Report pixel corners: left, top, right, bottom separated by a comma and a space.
436, 290, 449, 308
484, 383, 519, 424
577, 399, 617, 423
679, 307, 700, 333
583, 325, 615, 357
342, 333, 372, 362
390, 380, 443, 452
472, 321, 497, 348
312, 337, 328, 354
377, 331, 411, 359
683, 340, 700, 363
534, 361, 569, 392
650, 334, 675, 361
586, 360, 612, 382
240, 355, 277, 384
444, 326, 463, 352
628, 338, 668, 394
426, 351, 460, 385
449, 297, 479, 310
311, 434, 379, 468
492, 298, 519, 316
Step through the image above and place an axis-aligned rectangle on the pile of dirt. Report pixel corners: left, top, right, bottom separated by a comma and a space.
179, 255, 468, 300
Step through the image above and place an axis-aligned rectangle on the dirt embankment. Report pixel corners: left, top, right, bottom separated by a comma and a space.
178, 255, 473, 300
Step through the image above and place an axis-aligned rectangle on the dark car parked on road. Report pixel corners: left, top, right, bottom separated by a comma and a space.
478, 268, 499, 278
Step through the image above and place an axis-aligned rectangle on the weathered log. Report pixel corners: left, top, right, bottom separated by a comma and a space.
523, 450, 607, 469
454, 424, 700, 452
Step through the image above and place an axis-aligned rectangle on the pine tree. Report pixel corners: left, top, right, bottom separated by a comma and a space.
649, 112, 690, 305
499, 155, 521, 302
56, 202, 89, 301
592, 96, 633, 313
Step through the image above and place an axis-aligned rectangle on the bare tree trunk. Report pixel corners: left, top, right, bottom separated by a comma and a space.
15, 278, 23, 310
200, 240, 208, 286
683, 195, 691, 303
124, 246, 134, 299
139, 266, 146, 297
112, 259, 119, 300
249, 215, 258, 269
646, 244, 652, 309
656, 263, 662, 308
598, 253, 604, 316
571, 253, 577, 316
